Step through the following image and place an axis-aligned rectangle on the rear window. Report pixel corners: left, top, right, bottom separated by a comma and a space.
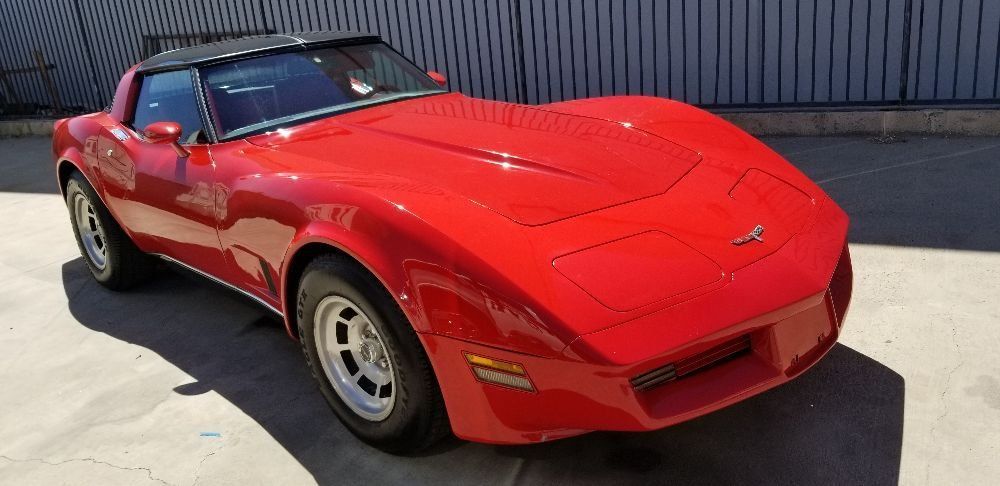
131, 70, 205, 144
199, 42, 444, 139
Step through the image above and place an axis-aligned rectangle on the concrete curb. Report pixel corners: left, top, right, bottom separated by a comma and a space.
719, 109, 1000, 137
3, 108, 999, 138
0, 120, 56, 138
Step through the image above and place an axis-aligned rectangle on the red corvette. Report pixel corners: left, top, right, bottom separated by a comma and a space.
52, 32, 852, 452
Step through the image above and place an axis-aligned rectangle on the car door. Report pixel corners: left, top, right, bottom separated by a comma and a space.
96, 68, 227, 276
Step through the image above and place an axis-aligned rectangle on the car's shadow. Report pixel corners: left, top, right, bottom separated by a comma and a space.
62, 260, 903, 485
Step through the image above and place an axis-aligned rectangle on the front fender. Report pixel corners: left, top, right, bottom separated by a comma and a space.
277, 193, 570, 358
279, 218, 422, 336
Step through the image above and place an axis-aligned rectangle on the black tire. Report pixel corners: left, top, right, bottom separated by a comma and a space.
65, 172, 156, 290
296, 254, 449, 453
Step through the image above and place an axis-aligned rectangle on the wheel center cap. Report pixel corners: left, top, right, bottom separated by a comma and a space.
357, 339, 383, 364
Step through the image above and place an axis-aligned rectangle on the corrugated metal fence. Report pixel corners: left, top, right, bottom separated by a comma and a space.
1, 0, 999, 118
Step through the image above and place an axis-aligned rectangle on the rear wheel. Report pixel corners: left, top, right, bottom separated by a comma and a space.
65, 172, 155, 290
297, 254, 449, 453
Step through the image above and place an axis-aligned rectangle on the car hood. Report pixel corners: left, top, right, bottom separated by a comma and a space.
247, 93, 702, 226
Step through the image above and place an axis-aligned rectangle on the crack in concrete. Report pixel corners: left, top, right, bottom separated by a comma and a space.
191, 447, 222, 486
0, 454, 171, 485
924, 324, 966, 484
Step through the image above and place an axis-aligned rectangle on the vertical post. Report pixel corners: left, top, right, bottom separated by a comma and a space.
71, 0, 105, 110
258, 0, 271, 35
898, 0, 913, 104
33, 50, 64, 114
0, 68, 19, 107
512, 0, 529, 104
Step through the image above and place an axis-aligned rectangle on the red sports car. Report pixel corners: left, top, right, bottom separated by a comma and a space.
52, 32, 852, 452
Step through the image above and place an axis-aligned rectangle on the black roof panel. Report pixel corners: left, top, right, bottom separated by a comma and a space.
137, 31, 379, 73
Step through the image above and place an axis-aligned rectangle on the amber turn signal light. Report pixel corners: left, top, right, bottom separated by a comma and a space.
464, 353, 535, 392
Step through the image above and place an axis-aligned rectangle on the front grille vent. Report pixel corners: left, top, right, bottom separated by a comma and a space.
631, 334, 752, 392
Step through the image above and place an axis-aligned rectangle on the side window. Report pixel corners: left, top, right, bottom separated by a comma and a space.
131, 70, 205, 144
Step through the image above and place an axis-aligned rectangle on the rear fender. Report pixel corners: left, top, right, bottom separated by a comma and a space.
54, 116, 136, 243
56, 147, 95, 195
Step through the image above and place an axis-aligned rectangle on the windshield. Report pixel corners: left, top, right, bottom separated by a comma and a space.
200, 42, 445, 139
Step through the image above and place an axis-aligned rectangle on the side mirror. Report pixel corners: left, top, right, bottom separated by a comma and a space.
143, 121, 189, 158
427, 71, 447, 87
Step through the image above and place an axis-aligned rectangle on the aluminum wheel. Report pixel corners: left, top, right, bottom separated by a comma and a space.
73, 192, 107, 270
314, 295, 396, 421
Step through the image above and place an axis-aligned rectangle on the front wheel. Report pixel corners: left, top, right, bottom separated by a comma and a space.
297, 254, 449, 453
65, 172, 155, 290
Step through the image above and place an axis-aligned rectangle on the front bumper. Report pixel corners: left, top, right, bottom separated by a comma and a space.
421, 198, 852, 444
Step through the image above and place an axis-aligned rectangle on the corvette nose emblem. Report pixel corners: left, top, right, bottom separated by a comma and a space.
731, 225, 765, 245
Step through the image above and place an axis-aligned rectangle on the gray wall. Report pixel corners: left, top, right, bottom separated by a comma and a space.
1, 0, 999, 116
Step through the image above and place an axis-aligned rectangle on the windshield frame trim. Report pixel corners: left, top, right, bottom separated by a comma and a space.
219, 91, 447, 140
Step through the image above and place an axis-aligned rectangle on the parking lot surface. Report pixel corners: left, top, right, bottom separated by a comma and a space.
0, 135, 997, 485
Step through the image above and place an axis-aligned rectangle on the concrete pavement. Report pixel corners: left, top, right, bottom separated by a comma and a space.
0, 135, 997, 485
